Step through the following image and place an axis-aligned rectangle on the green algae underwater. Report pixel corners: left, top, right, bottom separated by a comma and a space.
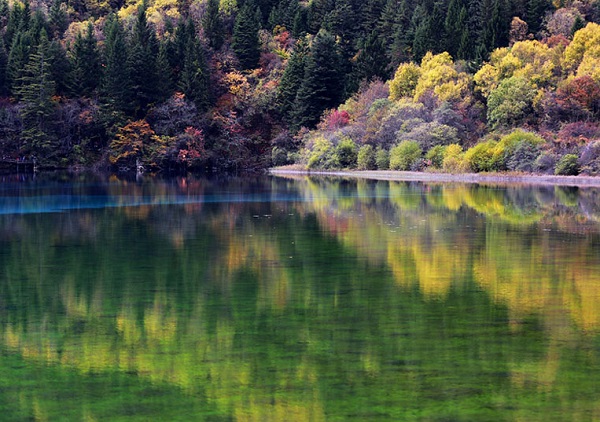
1, 174, 600, 421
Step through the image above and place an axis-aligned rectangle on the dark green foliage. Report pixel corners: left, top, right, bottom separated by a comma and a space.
527, 0, 551, 34
0, 37, 7, 96
411, 6, 434, 62
571, 15, 585, 36
178, 28, 210, 110
277, 37, 308, 119
351, 31, 389, 90
554, 154, 580, 175
48, 0, 69, 39
291, 30, 343, 130
7, 31, 31, 94
202, 0, 224, 50
69, 23, 101, 97
17, 32, 57, 158
48, 39, 70, 95
127, 1, 162, 116
232, 2, 261, 70
100, 14, 131, 115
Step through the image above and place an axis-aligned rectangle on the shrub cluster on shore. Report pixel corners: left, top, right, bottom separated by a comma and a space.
287, 26, 600, 177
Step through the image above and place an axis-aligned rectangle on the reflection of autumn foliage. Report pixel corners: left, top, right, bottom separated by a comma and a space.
109, 120, 168, 170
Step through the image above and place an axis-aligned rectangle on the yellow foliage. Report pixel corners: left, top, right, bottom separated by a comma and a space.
389, 62, 421, 100
475, 40, 557, 97
413, 52, 471, 103
563, 22, 600, 73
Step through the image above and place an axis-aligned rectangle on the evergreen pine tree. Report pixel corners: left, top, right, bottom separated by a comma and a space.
48, 0, 68, 39
178, 20, 210, 110
526, 0, 551, 34
127, 0, 160, 116
69, 22, 101, 97
351, 30, 389, 89
291, 30, 343, 130
100, 14, 132, 114
277, 37, 308, 120
0, 0, 9, 32
412, 8, 433, 62
232, 1, 261, 70
0, 37, 8, 96
18, 31, 57, 157
445, 0, 467, 57
48, 39, 70, 96
7, 31, 31, 94
203, 0, 224, 50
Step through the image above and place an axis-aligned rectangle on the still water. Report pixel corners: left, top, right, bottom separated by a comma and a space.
1, 173, 600, 421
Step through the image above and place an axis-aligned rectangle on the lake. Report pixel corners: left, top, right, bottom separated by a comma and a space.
1, 173, 600, 421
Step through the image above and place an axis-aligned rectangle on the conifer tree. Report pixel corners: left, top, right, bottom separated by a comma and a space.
69, 22, 101, 97
351, 30, 389, 89
48, 39, 70, 96
48, 0, 68, 39
277, 37, 308, 119
100, 14, 131, 114
7, 31, 31, 94
128, 1, 161, 116
18, 31, 57, 157
178, 20, 210, 110
232, 1, 261, 70
291, 30, 343, 130
0, 37, 8, 96
203, 0, 224, 50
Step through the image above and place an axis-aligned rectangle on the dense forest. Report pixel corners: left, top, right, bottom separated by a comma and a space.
0, 0, 600, 173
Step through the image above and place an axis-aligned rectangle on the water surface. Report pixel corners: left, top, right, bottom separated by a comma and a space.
1, 174, 600, 421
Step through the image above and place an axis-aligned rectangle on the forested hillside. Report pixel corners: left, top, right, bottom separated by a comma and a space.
0, 0, 599, 173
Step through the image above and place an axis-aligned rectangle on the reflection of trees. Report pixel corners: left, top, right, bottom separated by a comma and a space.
1, 176, 600, 419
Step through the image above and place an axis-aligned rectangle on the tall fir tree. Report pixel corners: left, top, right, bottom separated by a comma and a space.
203, 0, 224, 50
17, 31, 57, 158
232, 1, 261, 70
411, 6, 434, 62
127, 0, 161, 116
178, 20, 210, 110
277, 36, 309, 120
291, 30, 343, 130
351, 30, 389, 91
100, 14, 131, 114
0, 37, 8, 96
48, 0, 68, 39
69, 22, 101, 97
7, 31, 31, 94
48, 39, 70, 96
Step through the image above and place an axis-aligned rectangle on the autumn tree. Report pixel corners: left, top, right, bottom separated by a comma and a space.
109, 119, 167, 170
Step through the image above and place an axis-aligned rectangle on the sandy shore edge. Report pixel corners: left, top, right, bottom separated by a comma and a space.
269, 168, 600, 187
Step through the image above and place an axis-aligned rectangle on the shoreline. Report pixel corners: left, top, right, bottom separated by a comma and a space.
269, 168, 600, 187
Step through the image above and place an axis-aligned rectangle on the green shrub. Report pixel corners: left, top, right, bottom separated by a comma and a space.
442, 144, 469, 173
495, 129, 545, 170
357, 145, 376, 170
390, 140, 422, 170
375, 147, 389, 170
554, 154, 580, 175
307, 137, 338, 169
272, 146, 289, 166
425, 145, 447, 168
465, 141, 498, 172
335, 137, 358, 168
